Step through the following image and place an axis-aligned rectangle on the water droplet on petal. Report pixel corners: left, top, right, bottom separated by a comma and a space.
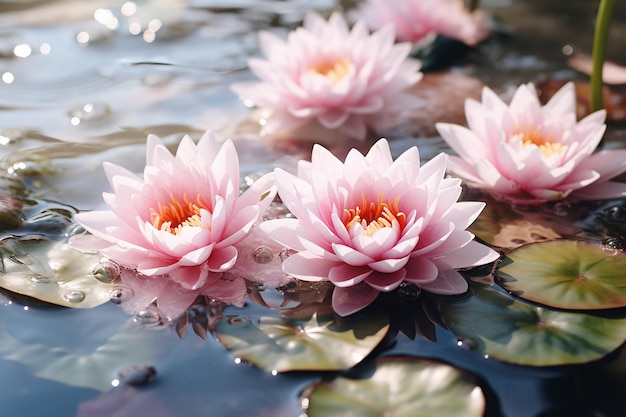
109, 285, 133, 304
117, 365, 156, 386
63, 290, 85, 303
91, 259, 121, 283
133, 305, 167, 327
67, 102, 111, 125
398, 283, 421, 300
252, 246, 273, 264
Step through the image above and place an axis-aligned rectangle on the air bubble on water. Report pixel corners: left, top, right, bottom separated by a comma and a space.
63, 290, 85, 303
252, 246, 273, 264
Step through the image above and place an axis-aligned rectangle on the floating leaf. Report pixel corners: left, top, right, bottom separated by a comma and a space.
0, 238, 112, 308
497, 240, 626, 310
0, 316, 175, 391
303, 356, 485, 417
213, 311, 389, 373
440, 283, 626, 366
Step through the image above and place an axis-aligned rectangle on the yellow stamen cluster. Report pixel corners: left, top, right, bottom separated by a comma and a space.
308, 58, 353, 84
512, 127, 566, 158
343, 194, 406, 237
150, 193, 211, 236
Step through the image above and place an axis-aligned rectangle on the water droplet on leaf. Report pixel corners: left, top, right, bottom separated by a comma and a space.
91, 259, 121, 283
63, 290, 85, 303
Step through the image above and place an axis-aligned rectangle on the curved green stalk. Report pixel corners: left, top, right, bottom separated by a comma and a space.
590, 0, 615, 112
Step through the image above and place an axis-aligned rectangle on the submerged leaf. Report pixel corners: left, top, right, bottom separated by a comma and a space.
440, 283, 626, 366
303, 356, 485, 417
0, 238, 112, 308
213, 311, 389, 373
497, 240, 626, 310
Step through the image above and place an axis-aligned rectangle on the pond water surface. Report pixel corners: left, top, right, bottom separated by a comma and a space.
1, 1, 626, 416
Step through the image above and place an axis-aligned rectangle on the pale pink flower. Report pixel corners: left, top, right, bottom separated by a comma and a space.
73, 131, 276, 291
260, 139, 499, 316
350, 0, 489, 46
436, 82, 626, 204
230, 11, 422, 140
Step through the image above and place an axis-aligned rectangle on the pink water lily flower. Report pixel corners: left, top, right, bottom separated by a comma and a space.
350, 0, 489, 46
260, 139, 499, 316
436, 82, 626, 203
73, 131, 276, 291
230, 11, 422, 140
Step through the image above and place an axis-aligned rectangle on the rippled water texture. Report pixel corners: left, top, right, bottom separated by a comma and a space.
1, 1, 626, 416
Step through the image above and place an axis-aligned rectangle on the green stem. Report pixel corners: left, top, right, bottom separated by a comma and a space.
590, 0, 615, 112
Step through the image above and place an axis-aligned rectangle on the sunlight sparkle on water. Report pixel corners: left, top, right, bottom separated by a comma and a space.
13, 44, 32, 58
1, 72, 13, 84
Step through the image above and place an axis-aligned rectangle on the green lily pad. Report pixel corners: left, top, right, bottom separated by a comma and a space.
213, 312, 389, 373
303, 356, 485, 417
497, 240, 626, 310
0, 238, 113, 308
440, 283, 626, 366
0, 316, 175, 391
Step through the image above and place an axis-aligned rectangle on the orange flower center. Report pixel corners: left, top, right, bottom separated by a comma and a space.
511, 127, 566, 158
308, 58, 353, 84
343, 194, 406, 237
150, 193, 211, 235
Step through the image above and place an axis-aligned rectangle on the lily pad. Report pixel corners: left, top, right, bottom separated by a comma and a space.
303, 356, 485, 417
0, 238, 113, 308
0, 316, 175, 391
497, 240, 626, 310
440, 283, 626, 366
213, 311, 389, 373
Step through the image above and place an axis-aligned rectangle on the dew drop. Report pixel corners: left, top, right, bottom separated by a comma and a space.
67, 102, 111, 125
117, 365, 156, 386
604, 206, 626, 224
133, 305, 166, 326
279, 248, 294, 262
109, 285, 133, 304
63, 290, 85, 303
552, 201, 571, 216
398, 283, 421, 300
91, 259, 121, 283
603, 237, 626, 252
456, 337, 478, 350
252, 246, 273, 264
